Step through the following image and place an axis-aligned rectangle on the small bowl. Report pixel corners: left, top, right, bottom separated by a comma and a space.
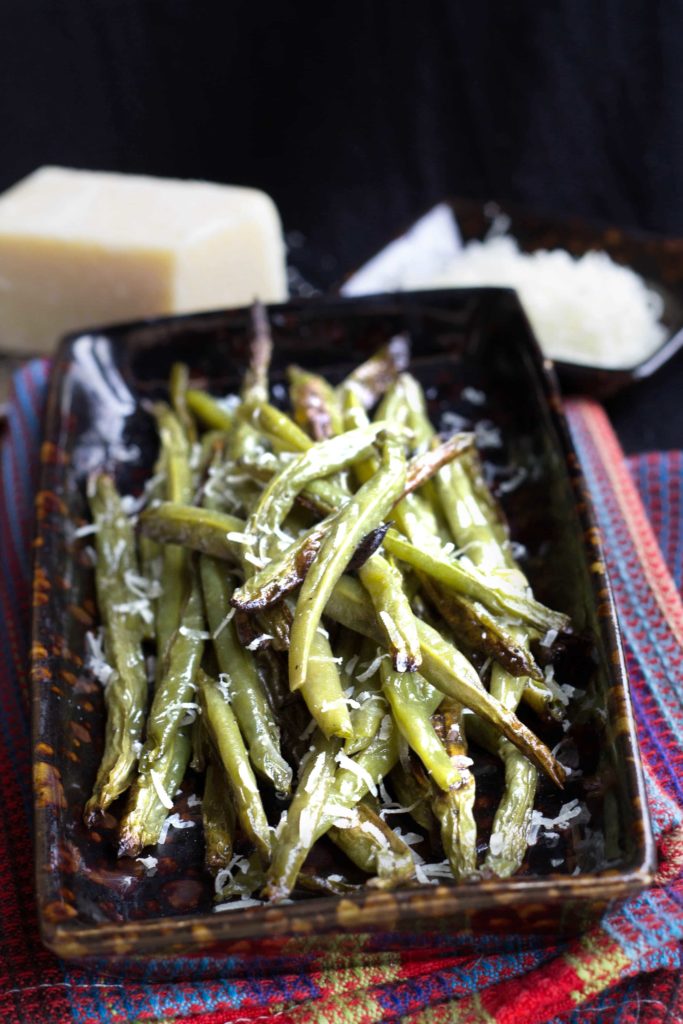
341, 197, 683, 398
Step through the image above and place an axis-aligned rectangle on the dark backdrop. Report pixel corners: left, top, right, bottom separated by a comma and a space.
2, 1, 682, 450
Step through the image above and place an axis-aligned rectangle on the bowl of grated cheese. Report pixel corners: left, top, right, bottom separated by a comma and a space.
342, 199, 683, 397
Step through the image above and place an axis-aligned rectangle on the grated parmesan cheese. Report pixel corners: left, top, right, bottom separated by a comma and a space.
73, 522, 99, 538
150, 769, 174, 810
178, 626, 211, 640
344, 654, 359, 677
84, 628, 115, 687
539, 628, 558, 649
335, 751, 378, 797
245, 633, 273, 651
408, 234, 666, 370
214, 897, 264, 912
212, 607, 235, 639
158, 812, 195, 844
217, 673, 232, 701
226, 530, 258, 545
527, 799, 588, 846
359, 820, 388, 847
135, 855, 158, 876
356, 651, 388, 683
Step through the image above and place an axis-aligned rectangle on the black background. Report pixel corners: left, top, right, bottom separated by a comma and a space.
2, 1, 682, 451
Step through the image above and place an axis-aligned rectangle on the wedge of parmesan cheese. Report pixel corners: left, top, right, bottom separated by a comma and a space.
0, 166, 288, 354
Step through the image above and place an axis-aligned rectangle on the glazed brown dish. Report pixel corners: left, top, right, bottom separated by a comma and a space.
31, 289, 654, 974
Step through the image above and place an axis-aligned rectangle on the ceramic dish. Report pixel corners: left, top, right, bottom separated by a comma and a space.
341, 199, 683, 398
31, 289, 654, 975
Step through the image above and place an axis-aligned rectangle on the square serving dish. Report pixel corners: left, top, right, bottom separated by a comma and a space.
31, 289, 655, 976
341, 198, 683, 398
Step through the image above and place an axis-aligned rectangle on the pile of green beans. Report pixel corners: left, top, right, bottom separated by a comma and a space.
83, 303, 573, 904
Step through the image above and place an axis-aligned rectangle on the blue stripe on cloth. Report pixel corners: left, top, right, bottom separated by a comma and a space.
602, 887, 683, 968
374, 946, 557, 1017
567, 410, 683, 807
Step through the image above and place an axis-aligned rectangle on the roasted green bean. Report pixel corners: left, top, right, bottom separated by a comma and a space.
199, 555, 293, 794
289, 434, 407, 691
197, 669, 273, 862
84, 474, 148, 822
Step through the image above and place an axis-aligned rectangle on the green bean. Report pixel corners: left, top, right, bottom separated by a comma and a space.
238, 418, 470, 508
267, 722, 403, 891
346, 666, 388, 757
436, 454, 528, 593
299, 630, 353, 740
242, 300, 273, 405
341, 385, 376, 482
118, 726, 192, 856
489, 664, 538, 877
330, 721, 401, 810
222, 306, 275, 519
234, 520, 333, 610
523, 677, 567, 723
335, 334, 410, 409
358, 554, 422, 673
153, 403, 193, 661
202, 759, 236, 872
240, 400, 313, 454
216, 851, 265, 901
437, 446, 545, 876
199, 555, 293, 794
324, 575, 566, 787
389, 762, 438, 836
380, 661, 459, 791
289, 434, 406, 691
154, 402, 193, 508
83, 474, 148, 822
328, 802, 416, 887
400, 373, 434, 452
431, 701, 478, 880
288, 364, 344, 439
406, 432, 476, 493
466, 705, 538, 878
398, 372, 449, 517
141, 561, 205, 768
138, 455, 165, 643
245, 424, 386, 553
416, 572, 544, 681
140, 502, 248, 562
374, 377, 412, 429
190, 715, 210, 772
486, 745, 537, 877
296, 872, 361, 897
170, 362, 198, 444
383, 530, 569, 635
140, 500, 337, 618
264, 732, 340, 900
224, 441, 478, 612
187, 390, 236, 432
197, 669, 272, 862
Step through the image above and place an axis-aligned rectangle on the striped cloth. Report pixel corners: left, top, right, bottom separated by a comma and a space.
1, 361, 683, 1024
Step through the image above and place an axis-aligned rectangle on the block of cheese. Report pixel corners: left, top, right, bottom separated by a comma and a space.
0, 166, 288, 354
